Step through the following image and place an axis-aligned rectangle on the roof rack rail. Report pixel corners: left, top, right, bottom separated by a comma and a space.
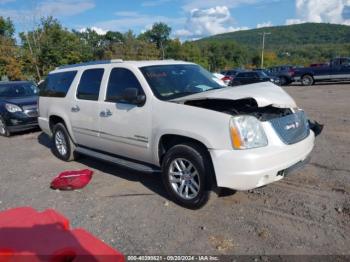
57, 59, 124, 70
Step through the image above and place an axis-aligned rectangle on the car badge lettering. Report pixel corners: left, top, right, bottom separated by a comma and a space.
285, 121, 300, 130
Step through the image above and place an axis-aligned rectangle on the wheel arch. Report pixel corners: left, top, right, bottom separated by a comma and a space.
157, 134, 217, 188
300, 73, 315, 86
48, 114, 76, 143
301, 72, 315, 81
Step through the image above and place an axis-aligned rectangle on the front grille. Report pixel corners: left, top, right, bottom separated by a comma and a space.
23, 105, 38, 118
269, 111, 310, 145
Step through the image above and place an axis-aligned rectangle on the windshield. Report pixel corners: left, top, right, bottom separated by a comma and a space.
140, 64, 223, 100
0, 82, 38, 98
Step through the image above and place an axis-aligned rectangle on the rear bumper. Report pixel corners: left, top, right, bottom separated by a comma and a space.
209, 131, 315, 190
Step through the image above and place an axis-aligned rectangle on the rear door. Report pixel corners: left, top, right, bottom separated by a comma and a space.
69, 68, 105, 149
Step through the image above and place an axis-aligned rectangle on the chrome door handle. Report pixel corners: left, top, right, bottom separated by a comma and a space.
100, 109, 112, 117
71, 105, 80, 112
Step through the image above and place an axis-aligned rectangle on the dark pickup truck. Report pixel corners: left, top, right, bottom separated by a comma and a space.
293, 58, 350, 86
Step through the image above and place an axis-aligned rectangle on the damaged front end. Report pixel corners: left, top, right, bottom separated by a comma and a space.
184, 98, 323, 138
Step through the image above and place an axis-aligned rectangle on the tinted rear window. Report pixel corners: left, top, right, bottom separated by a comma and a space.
39, 71, 77, 97
77, 69, 104, 101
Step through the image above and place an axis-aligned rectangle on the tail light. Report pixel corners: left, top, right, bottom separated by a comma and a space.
222, 76, 233, 81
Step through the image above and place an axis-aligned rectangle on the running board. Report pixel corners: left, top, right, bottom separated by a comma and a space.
75, 147, 160, 173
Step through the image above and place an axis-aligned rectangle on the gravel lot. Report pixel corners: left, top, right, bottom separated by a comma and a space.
0, 83, 349, 255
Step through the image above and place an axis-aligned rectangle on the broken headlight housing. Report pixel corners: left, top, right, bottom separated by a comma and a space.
230, 116, 268, 149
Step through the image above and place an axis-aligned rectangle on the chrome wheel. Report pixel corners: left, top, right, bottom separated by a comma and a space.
168, 158, 200, 200
302, 75, 313, 86
0, 118, 6, 135
55, 130, 67, 156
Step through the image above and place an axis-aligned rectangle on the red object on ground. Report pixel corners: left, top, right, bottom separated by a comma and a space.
0, 207, 124, 262
51, 169, 94, 190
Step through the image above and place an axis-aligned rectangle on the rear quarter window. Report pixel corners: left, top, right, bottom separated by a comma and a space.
39, 71, 77, 97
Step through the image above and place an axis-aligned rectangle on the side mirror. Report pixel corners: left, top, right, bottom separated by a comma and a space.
122, 88, 146, 106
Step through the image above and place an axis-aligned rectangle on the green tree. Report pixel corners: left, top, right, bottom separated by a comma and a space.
142, 22, 171, 59
20, 17, 87, 80
0, 17, 14, 38
0, 17, 23, 80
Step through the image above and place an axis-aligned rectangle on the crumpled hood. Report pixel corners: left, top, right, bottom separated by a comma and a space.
172, 82, 297, 108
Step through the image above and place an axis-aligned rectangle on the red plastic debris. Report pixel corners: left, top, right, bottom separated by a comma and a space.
51, 169, 93, 190
0, 207, 124, 262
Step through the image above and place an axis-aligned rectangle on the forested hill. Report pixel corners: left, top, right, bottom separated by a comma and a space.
198, 23, 350, 47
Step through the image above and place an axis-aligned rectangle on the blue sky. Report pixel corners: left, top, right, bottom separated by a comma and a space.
1, 0, 350, 40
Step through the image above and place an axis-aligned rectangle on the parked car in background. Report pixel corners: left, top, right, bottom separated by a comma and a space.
254, 69, 281, 85
230, 71, 276, 86
266, 65, 297, 86
220, 69, 243, 85
0, 81, 39, 137
212, 73, 228, 86
294, 57, 350, 86
310, 63, 328, 68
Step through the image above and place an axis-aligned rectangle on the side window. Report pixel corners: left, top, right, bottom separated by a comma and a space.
106, 68, 144, 102
39, 71, 77, 97
77, 69, 104, 101
247, 72, 256, 78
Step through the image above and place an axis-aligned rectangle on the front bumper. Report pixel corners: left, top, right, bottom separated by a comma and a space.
209, 131, 315, 191
4, 112, 38, 133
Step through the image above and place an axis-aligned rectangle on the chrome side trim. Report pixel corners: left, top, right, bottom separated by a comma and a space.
75, 146, 160, 173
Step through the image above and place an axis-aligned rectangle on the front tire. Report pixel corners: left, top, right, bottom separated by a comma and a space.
0, 117, 10, 137
52, 123, 76, 161
301, 75, 314, 86
161, 143, 212, 209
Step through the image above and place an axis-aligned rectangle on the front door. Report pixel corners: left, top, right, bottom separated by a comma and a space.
98, 67, 152, 163
69, 68, 104, 149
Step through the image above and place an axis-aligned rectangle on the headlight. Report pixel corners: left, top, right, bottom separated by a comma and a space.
230, 116, 268, 149
5, 104, 22, 113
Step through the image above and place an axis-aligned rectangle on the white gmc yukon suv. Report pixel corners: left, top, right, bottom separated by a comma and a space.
39, 60, 317, 209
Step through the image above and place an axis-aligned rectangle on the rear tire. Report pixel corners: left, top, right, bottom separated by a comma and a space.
52, 123, 76, 162
161, 143, 212, 209
0, 117, 10, 137
301, 75, 314, 86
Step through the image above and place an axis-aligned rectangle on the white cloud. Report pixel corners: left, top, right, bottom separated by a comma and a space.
182, 0, 257, 11
79, 26, 107, 35
95, 12, 185, 33
286, 0, 350, 25
175, 6, 249, 39
37, 0, 95, 17
257, 21, 273, 28
0, 0, 15, 4
0, 0, 94, 21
